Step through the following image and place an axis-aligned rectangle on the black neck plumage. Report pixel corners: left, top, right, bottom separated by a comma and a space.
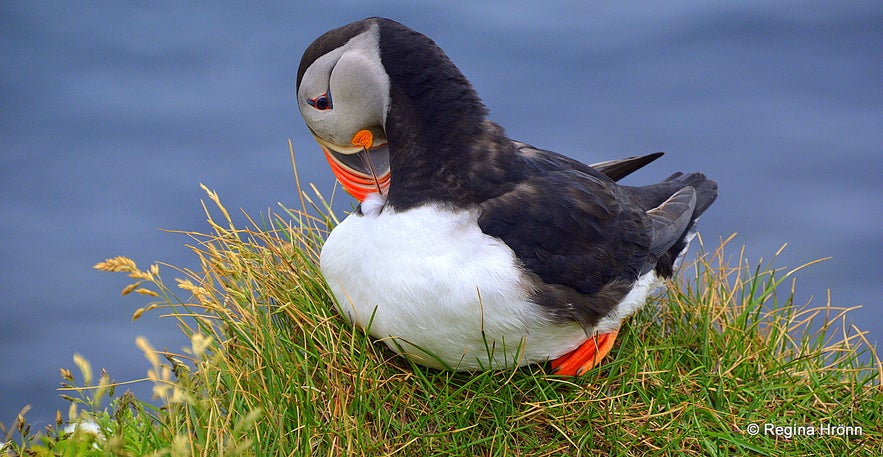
376, 18, 520, 211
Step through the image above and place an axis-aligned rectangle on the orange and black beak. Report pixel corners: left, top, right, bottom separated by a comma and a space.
311, 129, 391, 201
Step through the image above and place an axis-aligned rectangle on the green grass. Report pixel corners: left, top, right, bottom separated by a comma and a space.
3, 157, 881, 456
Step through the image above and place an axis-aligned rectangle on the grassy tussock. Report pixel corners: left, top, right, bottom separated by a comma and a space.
3, 160, 880, 456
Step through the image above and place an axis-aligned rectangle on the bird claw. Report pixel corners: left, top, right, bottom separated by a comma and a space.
550, 330, 618, 376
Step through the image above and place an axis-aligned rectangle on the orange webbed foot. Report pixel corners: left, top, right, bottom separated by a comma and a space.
550, 330, 619, 376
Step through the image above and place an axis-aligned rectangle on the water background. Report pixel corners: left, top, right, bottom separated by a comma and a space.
2, 1, 880, 425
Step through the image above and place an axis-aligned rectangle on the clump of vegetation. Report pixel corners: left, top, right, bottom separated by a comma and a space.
2, 156, 880, 456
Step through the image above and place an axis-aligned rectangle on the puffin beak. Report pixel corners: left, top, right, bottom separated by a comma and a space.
311, 129, 391, 201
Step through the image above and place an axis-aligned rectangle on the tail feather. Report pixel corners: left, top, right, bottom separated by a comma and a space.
664, 172, 717, 217
654, 172, 718, 277
646, 186, 697, 258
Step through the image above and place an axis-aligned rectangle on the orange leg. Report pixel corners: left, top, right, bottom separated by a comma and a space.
550, 331, 619, 376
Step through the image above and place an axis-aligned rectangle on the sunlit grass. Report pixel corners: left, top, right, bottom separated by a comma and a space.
2, 147, 880, 456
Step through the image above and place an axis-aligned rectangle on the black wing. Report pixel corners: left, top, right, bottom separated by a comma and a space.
478, 146, 708, 330
477, 165, 652, 329
512, 141, 663, 182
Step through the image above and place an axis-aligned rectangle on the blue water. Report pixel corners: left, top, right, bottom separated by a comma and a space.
2, 1, 880, 425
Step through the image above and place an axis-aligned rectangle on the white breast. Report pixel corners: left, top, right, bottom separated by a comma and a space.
319, 199, 655, 371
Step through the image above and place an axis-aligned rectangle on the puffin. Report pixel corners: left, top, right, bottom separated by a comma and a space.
296, 17, 717, 376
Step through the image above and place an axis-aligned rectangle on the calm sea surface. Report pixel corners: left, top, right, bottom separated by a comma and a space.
2, 1, 880, 424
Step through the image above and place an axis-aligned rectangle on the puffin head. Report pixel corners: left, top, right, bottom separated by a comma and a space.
297, 18, 510, 207
296, 19, 392, 201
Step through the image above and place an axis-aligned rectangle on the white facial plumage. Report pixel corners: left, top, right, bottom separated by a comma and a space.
297, 23, 391, 150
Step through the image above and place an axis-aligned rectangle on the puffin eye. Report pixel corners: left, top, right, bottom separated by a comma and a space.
308, 92, 333, 111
